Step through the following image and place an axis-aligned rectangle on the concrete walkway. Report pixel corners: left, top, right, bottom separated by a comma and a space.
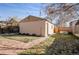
0, 36, 47, 55
75, 34, 79, 37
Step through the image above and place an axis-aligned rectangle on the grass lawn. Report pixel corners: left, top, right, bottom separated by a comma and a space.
1, 34, 41, 43
17, 36, 55, 55
46, 33, 79, 55
51, 33, 79, 40
18, 33, 79, 55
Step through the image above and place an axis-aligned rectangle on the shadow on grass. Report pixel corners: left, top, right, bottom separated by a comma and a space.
17, 33, 79, 55
45, 33, 79, 55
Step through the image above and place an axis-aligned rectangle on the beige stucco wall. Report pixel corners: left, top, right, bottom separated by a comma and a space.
19, 20, 54, 37
44, 21, 54, 36
19, 20, 46, 36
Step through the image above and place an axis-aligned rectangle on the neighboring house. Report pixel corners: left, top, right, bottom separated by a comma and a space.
7, 18, 19, 33
7, 18, 19, 26
70, 20, 79, 34
75, 20, 79, 34
0, 18, 19, 34
0, 21, 7, 28
19, 15, 54, 37
0, 21, 7, 33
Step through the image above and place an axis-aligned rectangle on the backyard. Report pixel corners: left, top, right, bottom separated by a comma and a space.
18, 36, 55, 55
18, 33, 79, 55
0, 33, 79, 55
0, 34, 45, 54
0, 34, 41, 43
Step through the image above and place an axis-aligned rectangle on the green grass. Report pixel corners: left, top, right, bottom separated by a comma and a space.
51, 33, 79, 40
1, 34, 41, 43
46, 33, 79, 55
18, 33, 79, 55
17, 36, 55, 55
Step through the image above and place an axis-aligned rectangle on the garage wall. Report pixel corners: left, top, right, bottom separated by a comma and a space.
45, 21, 54, 36
19, 20, 45, 36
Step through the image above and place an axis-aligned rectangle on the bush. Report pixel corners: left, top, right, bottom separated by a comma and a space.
31, 34, 36, 36
68, 32, 73, 35
22, 33, 26, 35
19, 33, 21, 34
26, 33, 30, 36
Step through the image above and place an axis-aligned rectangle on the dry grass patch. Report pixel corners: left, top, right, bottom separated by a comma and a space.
17, 36, 55, 55
1, 34, 41, 43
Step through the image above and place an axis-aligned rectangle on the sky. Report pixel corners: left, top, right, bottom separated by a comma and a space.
0, 3, 45, 21
0, 3, 78, 25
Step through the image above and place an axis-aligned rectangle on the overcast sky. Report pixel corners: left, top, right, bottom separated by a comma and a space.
0, 3, 45, 21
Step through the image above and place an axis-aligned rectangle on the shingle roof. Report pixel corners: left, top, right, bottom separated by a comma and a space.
20, 15, 52, 24
0, 21, 7, 23
20, 15, 44, 22
76, 20, 79, 25
70, 20, 79, 25
7, 18, 19, 23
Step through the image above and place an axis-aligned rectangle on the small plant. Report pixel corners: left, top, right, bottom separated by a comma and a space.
22, 33, 26, 35
26, 33, 30, 36
68, 32, 73, 35
31, 34, 36, 36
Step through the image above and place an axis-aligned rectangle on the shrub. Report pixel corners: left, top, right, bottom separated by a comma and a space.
31, 34, 36, 36
26, 33, 30, 36
19, 33, 21, 34
68, 32, 73, 35
22, 33, 26, 35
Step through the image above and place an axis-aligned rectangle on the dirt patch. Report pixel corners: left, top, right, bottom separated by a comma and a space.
0, 36, 46, 55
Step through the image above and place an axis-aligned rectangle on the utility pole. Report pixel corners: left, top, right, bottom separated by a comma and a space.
40, 9, 41, 17
0, 16, 1, 21
39, 3, 43, 17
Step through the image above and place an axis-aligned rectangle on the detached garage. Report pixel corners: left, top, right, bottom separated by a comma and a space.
19, 15, 54, 37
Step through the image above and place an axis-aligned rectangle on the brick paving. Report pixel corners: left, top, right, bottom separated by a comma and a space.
0, 36, 47, 55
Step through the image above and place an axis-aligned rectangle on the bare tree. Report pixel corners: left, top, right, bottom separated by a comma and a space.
44, 3, 79, 27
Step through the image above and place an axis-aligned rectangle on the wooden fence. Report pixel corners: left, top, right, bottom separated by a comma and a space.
54, 27, 72, 33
